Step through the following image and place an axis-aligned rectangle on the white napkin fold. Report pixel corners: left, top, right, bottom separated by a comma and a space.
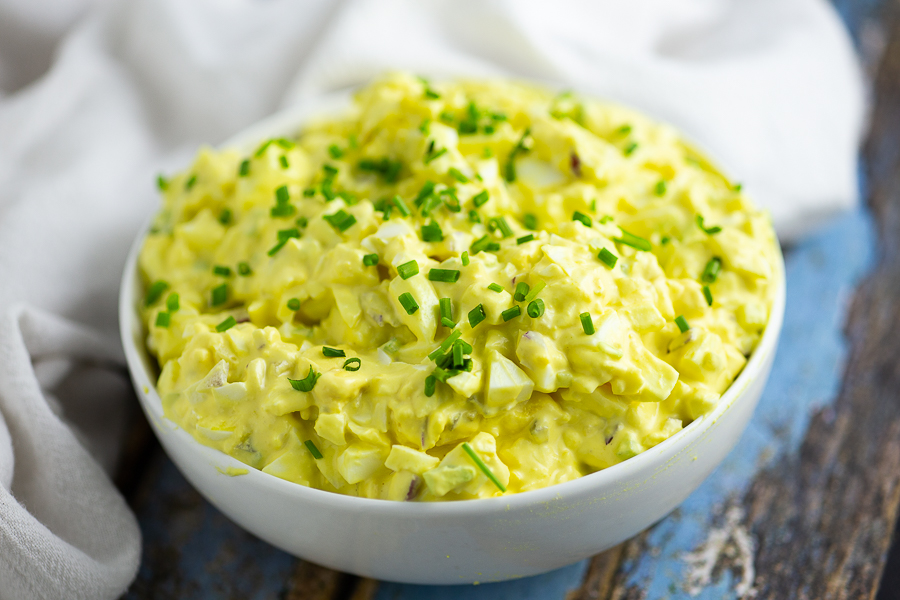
0, 0, 864, 598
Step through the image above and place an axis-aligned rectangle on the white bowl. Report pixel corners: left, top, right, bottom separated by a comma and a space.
120, 96, 786, 585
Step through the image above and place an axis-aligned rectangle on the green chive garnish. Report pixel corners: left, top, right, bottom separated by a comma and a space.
216, 316, 237, 332
424, 375, 436, 397
580, 312, 595, 335
238, 159, 250, 177
211, 284, 228, 306
329, 144, 344, 159
488, 216, 513, 238
504, 128, 531, 183
572, 211, 592, 227
624, 142, 638, 156
516, 234, 534, 245
304, 439, 324, 459
398, 292, 419, 314
461, 251, 470, 266
468, 304, 486, 327
296, 216, 308, 228
428, 269, 460, 283
218, 208, 232, 225
271, 204, 295, 218
267, 240, 288, 256
213, 265, 232, 277
156, 175, 168, 191
343, 358, 361, 371
324, 209, 356, 232
275, 185, 290, 204
145, 280, 169, 306
441, 317, 455, 328
278, 228, 300, 243
323, 347, 345, 357
392, 195, 411, 217
527, 299, 545, 318
421, 221, 444, 242
502, 306, 521, 321
523, 213, 538, 230
166, 293, 179, 312
696, 215, 722, 235
440, 297, 453, 323
514, 282, 530, 302
238, 262, 252, 276
279, 155, 289, 169
363, 253, 379, 267
701, 257, 722, 283
275, 138, 295, 150
448, 167, 469, 183
599, 215, 614, 224
287, 298, 301, 311
675, 316, 690, 333
703, 286, 713, 306
488, 283, 503, 293
655, 180, 667, 195
155, 312, 170, 328
424, 147, 447, 164
613, 228, 652, 251
289, 366, 320, 392
462, 442, 506, 492
472, 190, 489, 207
598, 248, 618, 269
523, 281, 545, 302
185, 174, 197, 190
397, 260, 419, 280
468, 209, 481, 224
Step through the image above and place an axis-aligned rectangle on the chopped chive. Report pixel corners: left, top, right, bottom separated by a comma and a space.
213, 265, 232, 277
424, 147, 448, 164
514, 282, 530, 302
303, 188, 316, 197
453, 340, 464, 366
441, 317, 456, 328
599, 215, 614, 224
255, 140, 273, 156
296, 216, 308, 228
488, 283, 503, 293
472, 190, 490, 207
733, 183, 743, 192
448, 167, 469, 183
328, 144, 344, 159
279, 155, 289, 169
517, 234, 534, 245
145, 280, 169, 306
696, 215, 722, 235
215, 316, 237, 332
211, 284, 228, 306
504, 128, 531, 183
655, 180, 667, 196
424, 88, 441, 100
572, 211, 592, 227
304, 439, 324, 459
267, 240, 287, 255
289, 366, 320, 392
343, 357, 361, 371
461, 251, 470, 266
155, 312, 170, 328
270, 203, 295, 218
703, 286, 714, 306
419, 194, 442, 216
287, 298, 301, 311
613, 228, 652, 251
701, 257, 722, 283
397, 260, 419, 280
523, 213, 538, 230
323, 347, 345, 358
456, 339, 473, 354
218, 208, 232, 225
398, 292, 418, 314
438, 330, 463, 353
590, 199, 597, 212
468, 304, 486, 327
501, 306, 521, 322
624, 142, 638, 156
421, 221, 444, 242
322, 164, 339, 179
275, 185, 290, 204
598, 248, 618, 269
323, 209, 357, 232
468, 209, 481, 223
523, 281, 545, 302
392, 195, 411, 217
616, 124, 632, 135
166, 293, 179, 312
675, 316, 690, 333
439, 297, 453, 321
238, 159, 250, 177
238, 262, 252, 276
424, 374, 436, 397
440, 188, 461, 212
527, 299, 545, 318
185, 174, 197, 190
363, 253, 379, 267
661, 236, 671, 245
156, 175, 168, 191
428, 269, 460, 283
580, 312, 595, 335
419, 118, 431, 133
275, 138, 295, 150
462, 442, 506, 492
414, 181, 436, 207
277, 228, 301, 243
488, 216, 513, 238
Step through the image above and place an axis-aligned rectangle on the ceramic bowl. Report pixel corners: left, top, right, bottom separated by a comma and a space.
120, 94, 786, 585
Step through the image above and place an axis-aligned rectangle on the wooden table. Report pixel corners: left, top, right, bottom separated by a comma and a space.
121, 2, 900, 598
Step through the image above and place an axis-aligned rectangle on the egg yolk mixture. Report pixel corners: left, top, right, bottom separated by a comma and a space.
139, 74, 778, 501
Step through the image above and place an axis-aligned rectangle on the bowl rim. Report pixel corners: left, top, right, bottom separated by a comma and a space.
120, 87, 787, 516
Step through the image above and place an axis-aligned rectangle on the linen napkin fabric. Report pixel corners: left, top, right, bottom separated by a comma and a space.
0, 0, 864, 598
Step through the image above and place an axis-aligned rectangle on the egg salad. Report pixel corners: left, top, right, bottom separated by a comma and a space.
139, 73, 778, 501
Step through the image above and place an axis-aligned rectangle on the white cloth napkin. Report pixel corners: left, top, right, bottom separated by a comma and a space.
0, 0, 864, 598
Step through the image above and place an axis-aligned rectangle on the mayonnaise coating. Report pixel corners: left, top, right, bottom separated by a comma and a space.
139, 73, 778, 500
